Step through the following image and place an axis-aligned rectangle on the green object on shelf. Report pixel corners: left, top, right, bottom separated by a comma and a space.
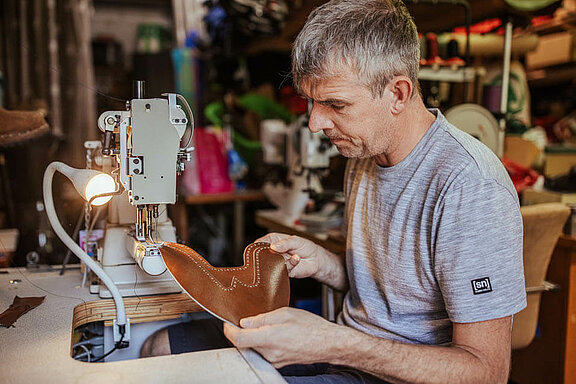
204, 93, 294, 126
504, 0, 560, 11
204, 93, 295, 167
204, 102, 224, 126
237, 94, 294, 124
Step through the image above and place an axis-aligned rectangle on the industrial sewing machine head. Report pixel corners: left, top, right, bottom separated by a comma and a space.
94, 82, 194, 297
40, 82, 196, 347
261, 105, 339, 224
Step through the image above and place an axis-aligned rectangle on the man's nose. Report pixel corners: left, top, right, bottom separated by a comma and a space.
308, 104, 334, 133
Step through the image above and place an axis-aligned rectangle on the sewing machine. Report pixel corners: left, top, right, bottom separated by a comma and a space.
261, 110, 339, 224
94, 87, 194, 298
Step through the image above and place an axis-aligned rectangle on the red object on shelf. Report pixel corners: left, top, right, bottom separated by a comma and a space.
424, 33, 445, 66
531, 15, 554, 28
502, 157, 541, 194
280, 86, 308, 115
453, 18, 503, 35
444, 57, 466, 66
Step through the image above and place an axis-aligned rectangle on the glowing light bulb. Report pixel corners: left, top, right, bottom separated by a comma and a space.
85, 173, 116, 206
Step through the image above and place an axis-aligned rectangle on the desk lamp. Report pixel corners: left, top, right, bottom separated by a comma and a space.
43, 161, 129, 347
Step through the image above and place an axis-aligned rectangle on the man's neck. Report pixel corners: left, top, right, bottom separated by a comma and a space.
373, 98, 436, 167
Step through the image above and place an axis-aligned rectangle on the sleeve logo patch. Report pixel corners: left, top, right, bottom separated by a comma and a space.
471, 277, 493, 295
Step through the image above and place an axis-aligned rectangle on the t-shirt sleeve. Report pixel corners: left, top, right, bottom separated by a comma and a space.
433, 177, 527, 323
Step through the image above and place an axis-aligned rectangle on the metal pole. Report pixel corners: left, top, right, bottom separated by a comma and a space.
498, 20, 513, 158
133, 80, 145, 99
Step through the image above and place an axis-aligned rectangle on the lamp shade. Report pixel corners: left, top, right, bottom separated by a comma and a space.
84, 173, 116, 205
53, 162, 116, 206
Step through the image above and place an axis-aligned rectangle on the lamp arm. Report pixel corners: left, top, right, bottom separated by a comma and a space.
43, 162, 127, 327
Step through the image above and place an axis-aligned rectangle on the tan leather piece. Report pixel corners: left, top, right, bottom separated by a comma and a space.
0, 108, 49, 146
160, 242, 290, 327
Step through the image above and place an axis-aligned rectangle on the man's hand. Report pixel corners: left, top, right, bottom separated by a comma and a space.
257, 233, 348, 290
257, 233, 324, 279
223, 307, 347, 368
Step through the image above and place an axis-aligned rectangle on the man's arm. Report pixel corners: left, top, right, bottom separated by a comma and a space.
224, 308, 512, 384
337, 316, 512, 384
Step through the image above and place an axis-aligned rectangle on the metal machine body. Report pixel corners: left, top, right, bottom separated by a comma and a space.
262, 113, 338, 223
95, 90, 194, 297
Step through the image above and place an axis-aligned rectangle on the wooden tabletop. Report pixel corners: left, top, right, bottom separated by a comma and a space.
255, 210, 345, 255
183, 190, 266, 205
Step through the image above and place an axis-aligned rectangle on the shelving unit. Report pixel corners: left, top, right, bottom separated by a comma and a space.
527, 62, 576, 88
418, 66, 482, 83
527, 15, 576, 88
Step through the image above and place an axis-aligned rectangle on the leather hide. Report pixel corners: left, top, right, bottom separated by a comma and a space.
160, 242, 290, 327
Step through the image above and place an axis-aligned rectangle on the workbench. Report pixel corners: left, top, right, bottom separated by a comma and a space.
0, 266, 285, 384
255, 210, 345, 255
173, 190, 266, 265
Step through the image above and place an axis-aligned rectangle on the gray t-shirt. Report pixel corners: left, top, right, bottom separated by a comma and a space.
338, 109, 526, 345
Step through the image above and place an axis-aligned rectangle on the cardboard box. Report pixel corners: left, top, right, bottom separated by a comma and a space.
544, 145, 576, 177
526, 32, 574, 69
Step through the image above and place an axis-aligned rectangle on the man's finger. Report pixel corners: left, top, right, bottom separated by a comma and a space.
280, 253, 299, 265
223, 322, 241, 344
240, 313, 266, 328
289, 254, 300, 265
224, 326, 272, 349
255, 234, 272, 243
269, 236, 304, 253
240, 308, 292, 328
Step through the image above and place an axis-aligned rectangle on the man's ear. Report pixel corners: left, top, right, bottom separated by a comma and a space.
389, 76, 412, 114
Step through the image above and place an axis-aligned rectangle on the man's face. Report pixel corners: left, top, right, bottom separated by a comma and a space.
300, 71, 396, 160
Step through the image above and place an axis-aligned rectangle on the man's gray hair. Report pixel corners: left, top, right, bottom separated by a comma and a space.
292, 0, 420, 98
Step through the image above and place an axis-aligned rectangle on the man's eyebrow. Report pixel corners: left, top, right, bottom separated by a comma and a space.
317, 98, 351, 106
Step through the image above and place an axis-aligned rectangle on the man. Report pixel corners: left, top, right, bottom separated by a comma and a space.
142, 0, 526, 382
223, 0, 526, 383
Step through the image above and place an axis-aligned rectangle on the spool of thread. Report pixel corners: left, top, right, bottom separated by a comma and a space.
426, 33, 439, 60
425, 33, 443, 65
447, 39, 459, 59
445, 38, 465, 66
482, 85, 502, 114
419, 33, 427, 65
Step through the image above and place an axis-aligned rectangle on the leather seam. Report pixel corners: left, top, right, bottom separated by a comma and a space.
164, 243, 263, 291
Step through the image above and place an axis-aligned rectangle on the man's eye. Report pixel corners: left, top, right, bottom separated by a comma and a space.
331, 104, 345, 110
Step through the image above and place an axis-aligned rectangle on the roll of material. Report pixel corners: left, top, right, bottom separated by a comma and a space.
426, 33, 440, 59
439, 33, 539, 56
419, 33, 427, 62
482, 85, 503, 114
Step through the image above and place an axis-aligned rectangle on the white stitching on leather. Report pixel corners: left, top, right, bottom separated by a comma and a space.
162, 242, 265, 291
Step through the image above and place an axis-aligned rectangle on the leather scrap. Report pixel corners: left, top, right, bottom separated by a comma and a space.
0, 296, 45, 327
0, 108, 49, 147
160, 242, 290, 327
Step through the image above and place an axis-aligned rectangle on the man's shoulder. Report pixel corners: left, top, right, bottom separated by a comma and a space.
428, 116, 512, 189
